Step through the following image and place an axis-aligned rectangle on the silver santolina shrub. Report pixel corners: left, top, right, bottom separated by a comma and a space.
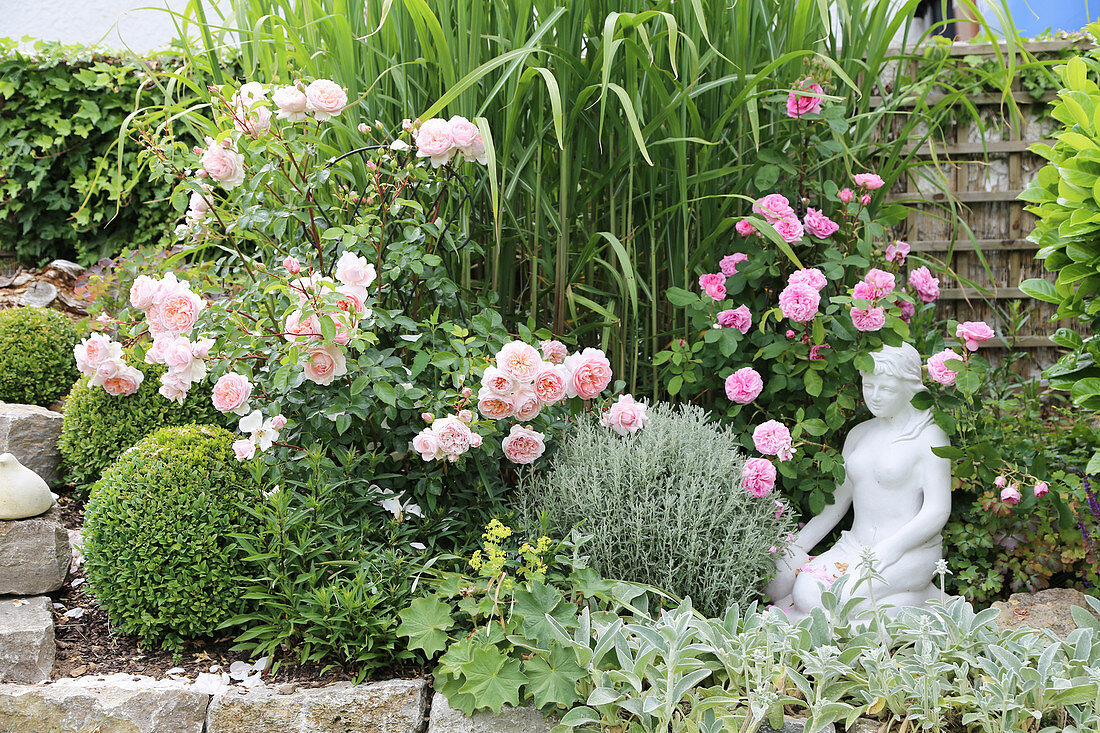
516, 402, 793, 616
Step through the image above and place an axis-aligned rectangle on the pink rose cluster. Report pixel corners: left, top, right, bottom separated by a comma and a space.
849, 268, 895, 333
600, 394, 650, 437
778, 268, 826, 324
923, 321, 994, 387
753, 193, 804, 244
412, 412, 483, 463
413, 116, 488, 168
699, 273, 727, 301
786, 78, 825, 119
74, 333, 144, 397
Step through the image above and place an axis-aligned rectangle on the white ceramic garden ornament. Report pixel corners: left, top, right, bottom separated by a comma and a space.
0, 452, 57, 520
768, 343, 951, 619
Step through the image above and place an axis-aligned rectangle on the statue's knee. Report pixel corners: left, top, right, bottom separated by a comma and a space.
791, 575, 821, 612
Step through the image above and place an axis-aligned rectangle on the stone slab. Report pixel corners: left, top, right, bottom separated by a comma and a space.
0, 674, 210, 732
0, 596, 53, 683
992, 587, 1100, 639
0, 506, 70, 595
0, 404, 63, 486
206, 678, 428, 733
427, 692, 554, 733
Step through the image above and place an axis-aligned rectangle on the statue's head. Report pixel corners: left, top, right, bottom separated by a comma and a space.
859, 343, 926, 419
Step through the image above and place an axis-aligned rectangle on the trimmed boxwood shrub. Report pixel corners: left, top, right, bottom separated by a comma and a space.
83, 424, 260, 650
58, 355, 225, 489
0, 306, 80, 406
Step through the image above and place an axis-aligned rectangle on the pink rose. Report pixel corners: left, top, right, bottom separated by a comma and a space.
270, 414, 287, 430
481, 366, 517, 396
233, 439, 257, 462
74, 333, 122, 376
566, 348, 613, 399
284, 310, 321, 343
851, 307, 886, 332
212, 372, 253, 414
809, 344, 830, 360
303, 344, 348, 385
741, 458, 777, 498
458, 409, 473, 423
600, 394, 650, 437
860, 194, 871, 206
501, 425, 546, 465
786, 79, 824, 118
304, 79, 348, 121
852, 282, 876, 302
335, 251, 377, 288
753, 194, 794, 224
412, 429, 444, 461
414, 117, 456, 168
448, 115, 487, 164
863, 268, 896, 297
533, 364, 568, 405
235, 105, 272, 136
273, 85, 309, 122
477, 387, 515, 420
717, 305, 752, 334
927, 349, 963, 386
994, 475, 1007, 488
283, 256, 301, 274
200, 138, 245, 190
512, 387, 543, 422
956, 321, 995, 351
735, 219, 756, 236
129, 275, 159, 311
773, 217, 805, 244
839, 188, 854, 204
540, 339, 568, 365
1001, 484, 1021, 505
725, 367, 764, 404
434, 417, 473, 456
720, 252, 749, 276
885, 241, 910, 264
908, 266, 940, 304
159, 289, 204, 335
496, 341, 542, 383
335, 284, 369, 317
803, 208, 839, 238
788, 268, 827, 292
753, 420, 792, 456
853, 173, 885, 190
699, 273, 727, 301
778, 283, 820, 323
898, 299, 915, 323
102, 366, 143, 397
1034, 481, 1049, 497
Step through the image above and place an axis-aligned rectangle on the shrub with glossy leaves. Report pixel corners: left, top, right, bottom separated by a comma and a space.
516, 402, 793, 616
0, 306, 80, 406
83, 424, 260, 650
59, 356, 225, 488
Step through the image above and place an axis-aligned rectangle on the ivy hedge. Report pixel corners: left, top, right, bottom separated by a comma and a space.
0, 39, 177, 266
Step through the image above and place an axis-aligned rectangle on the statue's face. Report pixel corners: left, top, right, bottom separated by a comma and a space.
861, 371, 912, 418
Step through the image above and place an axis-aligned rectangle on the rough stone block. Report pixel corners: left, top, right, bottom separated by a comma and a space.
993, 587, 1100, 639
427, 692, 554, 733
0, 507, 70, 595
0, 596, 53, 683
0, 404, 63, 487
0, 674, 210, 732
206, 678, 428, 733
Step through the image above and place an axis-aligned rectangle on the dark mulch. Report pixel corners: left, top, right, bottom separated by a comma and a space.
50, 485, 415, 688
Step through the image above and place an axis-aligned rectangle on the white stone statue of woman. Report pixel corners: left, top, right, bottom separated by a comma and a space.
767, 343, 951, 619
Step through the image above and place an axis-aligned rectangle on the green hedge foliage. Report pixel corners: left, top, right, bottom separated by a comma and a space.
0, 306, 80, 406
83, 424, 261, 650
0, 39, 176, 265
59, 355, 225, 488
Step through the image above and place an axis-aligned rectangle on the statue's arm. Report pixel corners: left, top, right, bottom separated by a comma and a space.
876, 442, 951, 568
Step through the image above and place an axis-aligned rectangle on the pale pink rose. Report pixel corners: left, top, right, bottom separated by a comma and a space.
773, 217, 805, 244
303, 344, 348, 385
414, 117, 456, 168
720, 252, 749, 277
233, 439, 257, 462
421, 412, 434, 422
907, 266, 940, 304
786, 79, 824, 118
1001, 484, 1021, 505
496, 341, 542, 383
863, 268, 896, 297
885, 241, 910, 263
448, 115, 487, 164
284, 310, 321, 343
533, 364, 568, 405
158, 371, 191, 404
74, 333, 122, 376
101, 365, 143, 397
212, 372, 253, 414
717, 305, 752, 334
477, 386, 515, 420
788, 268, 827, 292
994, 475, 1007, 488
753, 194, 794, 223
927, 349, 963, 386
753, 420, 792, 456
851, 307, 886, 332
159, 289, 204, 335
469, 432, 483, 448
232, 82, 267, 109
501, 425, 546, 465
600, 394, 650, 436
283, 256, 301, 274
335, 284, 369, 317
433, 416, 472, 456
735, 219, 756, 236
778, 283, 820, 323
539, 339, 568, 365
852, 281, 877, 302
741, 457, 777, 498
725, 367, 764, 404
461, 387, 473, 398
129, 275, 159, 311
188, 191, 211, 219
898, 299, 916, 323
838, 188, 854, 204
235, 105, 272, 136
481, 366, 517, 396
273, 85, 309, 121
512, 387, 543, 422
269, 414, 287, 430
458, 409, 473, 423
91, 357, 121, 387
200, 138, 245, 190
803, 208, 839, 238
566, 349, 613, 399
304, 79, 348, 121
1034, 481, 1049, 497
853, 173, 885, 190
335, 251, 377, 288
956, 321, 995, 351
412, 429, 444, 461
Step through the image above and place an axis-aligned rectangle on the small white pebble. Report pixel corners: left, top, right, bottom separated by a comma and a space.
64, 608, 85, 619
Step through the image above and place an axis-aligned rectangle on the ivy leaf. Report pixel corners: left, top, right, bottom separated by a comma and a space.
456, 645, 526, 713
523, 644, 585, 709
512, 580, 577, 644
396, 595, 453, 657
